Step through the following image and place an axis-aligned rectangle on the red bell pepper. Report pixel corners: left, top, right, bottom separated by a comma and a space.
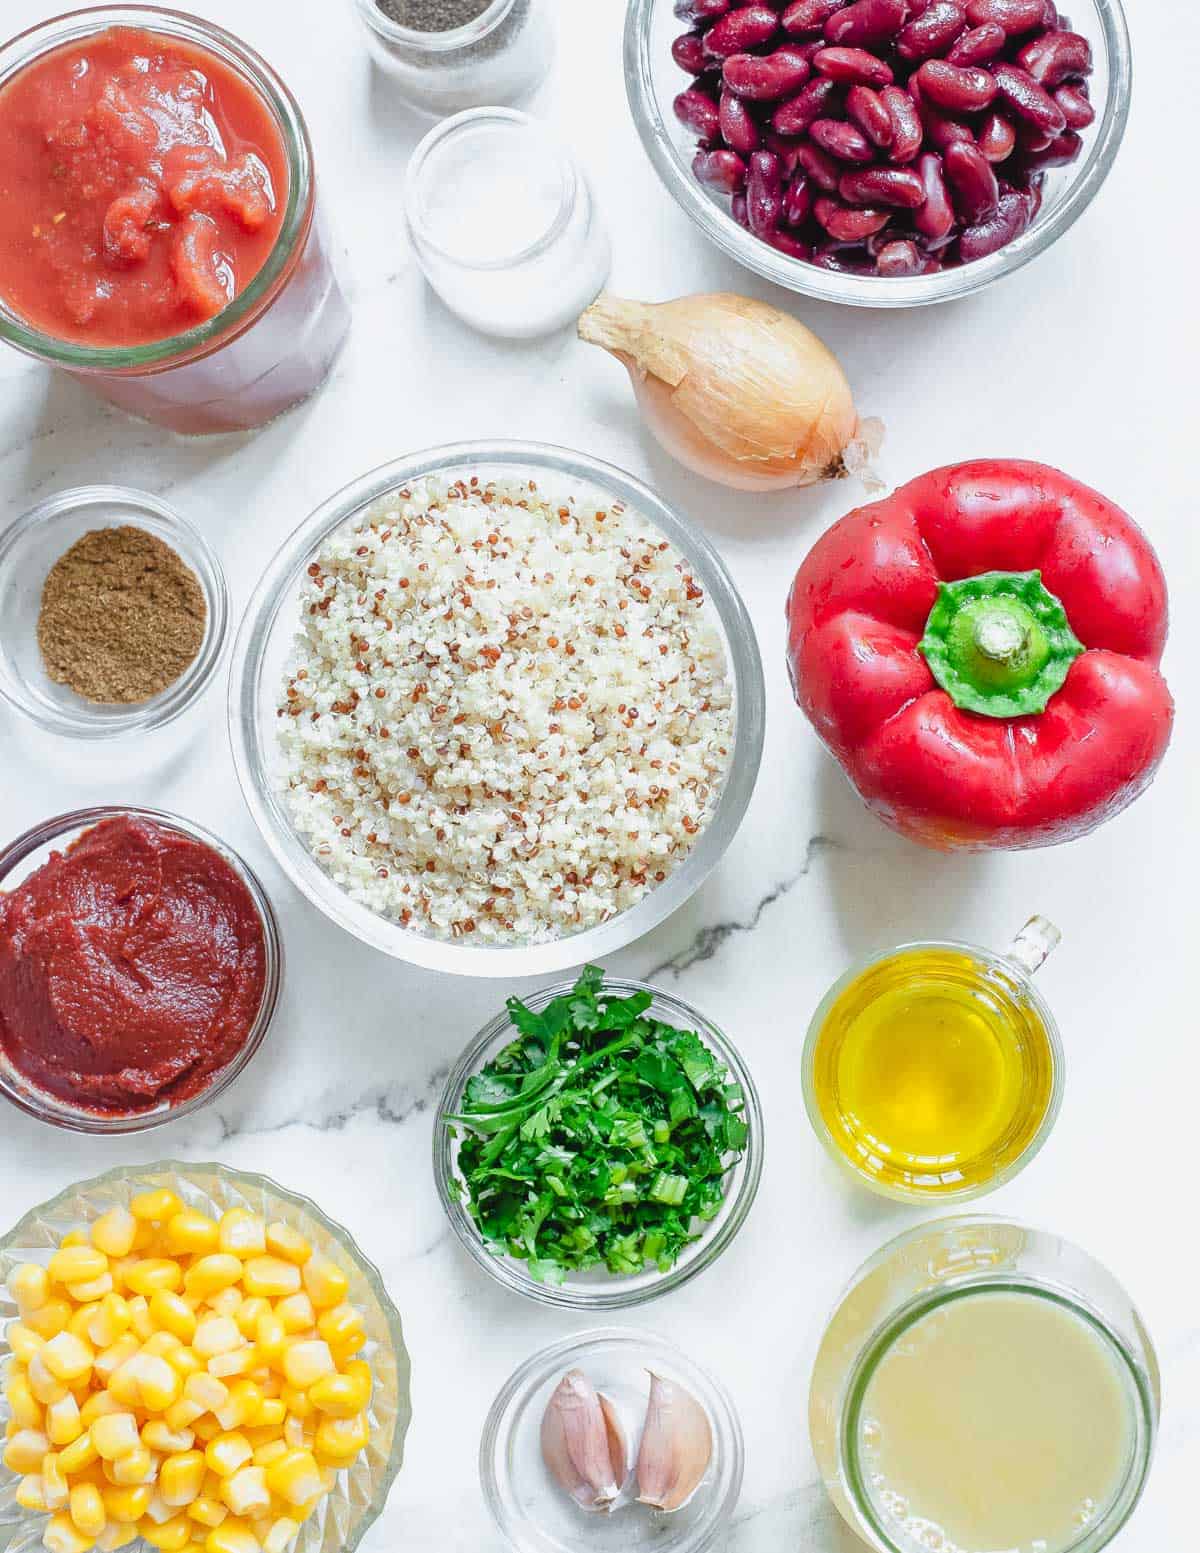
785, 460, 1174, 850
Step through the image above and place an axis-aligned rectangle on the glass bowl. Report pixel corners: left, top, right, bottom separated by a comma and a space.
228, 440, 766, 978
0, 1161, 412, 1553
434, 978, 763, 1309
624, 0, 1132, 308
0, 806, 282, 1134
481, 1327, 744, 1553
0, 485, 229, 738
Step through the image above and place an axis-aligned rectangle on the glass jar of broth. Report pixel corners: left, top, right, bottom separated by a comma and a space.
802, 917, 1064, 1202
809, 1217, 1160, 1553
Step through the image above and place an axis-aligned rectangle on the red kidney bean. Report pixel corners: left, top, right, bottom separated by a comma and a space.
943, 138, 1000, 220
1016, 121, 1053, 151
769, 228, 813, 259
846, 85, 894, 147
796, 140, 844, 188
812, 46, 894, 85
915, 59, 998, 112
992, 63, 1067, 133
947, 22, 1006, 63
674, 0, 731, 21
781, 0, 842, 34
747, 149, 784, 234
964, 0, 1044, 31
1054, 83, 1094, 129
814, 197, 892, 239
810, 117, 876, 161
913, 81, 976, 149
783, 173, 813, 224
958, 188, 1031, 257
703, 4, 780, 58
673, 88, 721, 139
764, 130, 804, 175
913, 151, 956, 239
720, 89, 762, 152
671, 32, 709, 74
693, 148, 749, 192
824, 0, 907, 48
731, 192, 750, 226
771, 76, 840, 134
1021, 128, 1083, 167
978, 111, 1017, 160
881, 85, 923, 162
724, 46, 813, 99
812, 243, 877, 272
1017, 30, 1092, 87
839, 166, 927, 206
896, 2, 967, 63
876, 238, 924, 274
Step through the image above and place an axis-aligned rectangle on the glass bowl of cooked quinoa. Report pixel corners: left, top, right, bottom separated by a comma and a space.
228, 441, 765, 977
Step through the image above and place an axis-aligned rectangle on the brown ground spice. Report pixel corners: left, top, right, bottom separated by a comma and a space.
37, 526, 207, 705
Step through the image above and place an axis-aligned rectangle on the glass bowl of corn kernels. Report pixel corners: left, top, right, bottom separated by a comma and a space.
0, 1162, 411, 1553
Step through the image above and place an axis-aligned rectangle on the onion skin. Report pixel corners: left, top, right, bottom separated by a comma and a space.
578, 292, 863, 491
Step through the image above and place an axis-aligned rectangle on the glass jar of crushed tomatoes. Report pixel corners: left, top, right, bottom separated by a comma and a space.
0, 8, 349, 435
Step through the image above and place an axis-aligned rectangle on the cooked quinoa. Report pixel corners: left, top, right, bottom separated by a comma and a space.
277, 474, 734, 944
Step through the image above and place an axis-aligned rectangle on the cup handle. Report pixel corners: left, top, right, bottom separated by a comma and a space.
1005, 915, 1061, 977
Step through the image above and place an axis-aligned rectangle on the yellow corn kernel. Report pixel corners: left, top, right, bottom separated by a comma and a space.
164, 1213, 219, 1258
167, 1348, 202, 1383
220, 1466, 269, 1518
272, 1297, 313, 1337
28, 1352, 69, 1406
240, 1261, 299, 1301
42, 1333, 95, 1385
125, 1261, 183, 1298
253, 1315, 284, 1366
209, 1348, 257, 1382
43, 1450, 70, 1507
279, 1343, 332, 1392
316, 1305, 364, 1356
184, 1259, 242, 1303
202, 1290, 241, 1323
251, 1400, 285, 1431
16, 1472, 50, 1511
130, 1191, 183, 1225
307, 1373, 366, 1420
313, 1412, 368, 1468
261, 1518, 299, 1553
204, 1433, 252, 1479
59, 1432, 100, 1475
101, 1482, 151, 1522
92, 1332, 139, 1386
46, 1394, 83, 1447
298, 1260, 347, 1312
283, 1418, 311, 1455
87, 1295, 132, 1352
66, 1275, 115, 1305
26, 1298, 73, 1341
9, 1262, 50, 1314
68, 1306, 98, 1340
204, 1522, 259, 1553
215, 1382, 262, 1433
217, 1213, 265, 1260
7, 1321, 45, 1365
133, 1354, 181, 1411
3, 1427, 49, 1474
144, 1332, 183, 1360
143, 1422, 196, 1456
165, 1399, 205, 1434
79, 1394, 123, 1429
250, 1440, 288, 1470
193, 1318, 242, 1362
127, 1298, 154, 1343
48, 1247, 108, 1287
232, 1301, 268, 1341
160, 1449, 206, 1508
139, 1516, 193, 1552
96, 1527, 137, 1553
263, 1226, 309, 1269
91, 1413, 141, 1462
281, 1390, 314, 1427
69, 1483, 107, 1539
58, 1231, 88, 1249
108, 1446, 155, 1487
187, 1497, 227, 1530
263, 1449, 321, 1509
42, 1511, 96, 1553
131, 1221, 159, 1253
6, 1371, 42, 1430
184, 1371, 230, 1415
191, 1417, 221, 1446
90, 1209, 137, 1261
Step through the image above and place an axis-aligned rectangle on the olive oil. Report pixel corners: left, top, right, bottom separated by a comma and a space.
809, 946, 1056, 1197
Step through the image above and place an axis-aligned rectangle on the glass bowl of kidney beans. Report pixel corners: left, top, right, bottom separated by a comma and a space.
625, 0, 1130, 304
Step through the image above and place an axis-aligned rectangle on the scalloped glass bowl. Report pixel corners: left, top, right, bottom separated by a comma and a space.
229, 440, 766, 979
624, 0, 1132, 307
434, 979, 764, 1309
0, 1162, 412, 1553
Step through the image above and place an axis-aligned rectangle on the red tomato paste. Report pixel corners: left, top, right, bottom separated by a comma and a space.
0, 815, 266, 1115
0, 27, 288, 348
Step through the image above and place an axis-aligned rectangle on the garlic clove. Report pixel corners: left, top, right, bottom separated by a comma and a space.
541, 1369, 621, 1511
598, 1392, 628, 1490
635, 1371, 714, 1513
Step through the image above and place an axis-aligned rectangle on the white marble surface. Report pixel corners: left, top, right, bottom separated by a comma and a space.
0, 1, 1196, 1549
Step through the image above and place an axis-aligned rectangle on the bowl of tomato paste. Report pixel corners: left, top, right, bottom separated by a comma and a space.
0, 7, 349, 435
0, 806, 282, 1132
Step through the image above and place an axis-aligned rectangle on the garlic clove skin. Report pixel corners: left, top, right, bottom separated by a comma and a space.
541, 1369, 621, 1512
635, 1371, 714, 1513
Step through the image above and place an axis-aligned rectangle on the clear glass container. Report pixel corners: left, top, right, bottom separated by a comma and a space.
435, 978, 763, 1309
0, 7, 350, 434
0, 485, 228, 739
481, 1327, 744, 1553
809, 1216, 1160, 1553
802, 917, 1064, 1203
624, 0, 1131, 308
228, 440, 766, 979
0, 1161, 412, 1553
0, 806, 282, 1134
405, 109, 611, 338
353, 0, 554, 117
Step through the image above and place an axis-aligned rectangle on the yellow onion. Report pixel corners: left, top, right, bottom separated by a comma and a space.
578, 291, 880, 492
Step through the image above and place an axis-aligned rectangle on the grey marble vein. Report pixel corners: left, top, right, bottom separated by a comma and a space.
214, 1066, 450, 1143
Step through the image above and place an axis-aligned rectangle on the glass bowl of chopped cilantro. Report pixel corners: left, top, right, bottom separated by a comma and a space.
434, 966, 762, 1307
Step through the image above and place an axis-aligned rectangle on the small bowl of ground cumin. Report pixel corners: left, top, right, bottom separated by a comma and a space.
0, 485, 228, 739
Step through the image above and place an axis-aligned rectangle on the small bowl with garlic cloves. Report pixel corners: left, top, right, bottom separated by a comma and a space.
480, 1328, 744, 1553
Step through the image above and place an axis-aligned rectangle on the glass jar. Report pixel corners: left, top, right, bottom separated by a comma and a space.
353, 0, 554, 117
0, 7, 350, 436
405, 108, 610, 339
809, 1217, 1160, 1553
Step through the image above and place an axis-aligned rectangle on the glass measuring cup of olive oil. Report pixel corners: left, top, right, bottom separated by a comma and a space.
803, 917, 1062, 1201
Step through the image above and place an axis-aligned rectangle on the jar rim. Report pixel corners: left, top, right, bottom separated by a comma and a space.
354, 0, 516, 52
0, 5, 315, 372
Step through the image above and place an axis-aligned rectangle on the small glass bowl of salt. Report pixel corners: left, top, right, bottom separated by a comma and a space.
354, 0, 554, 116
404, 107, 611, 338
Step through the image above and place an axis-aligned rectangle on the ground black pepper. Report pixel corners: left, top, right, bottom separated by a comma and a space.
375, 0, 492, 30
